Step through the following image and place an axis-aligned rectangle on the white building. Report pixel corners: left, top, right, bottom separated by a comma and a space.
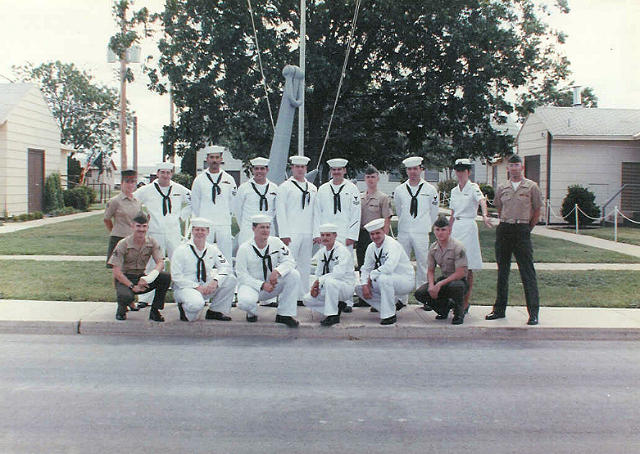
506, 106, 640, 222
0, 83, 68, 215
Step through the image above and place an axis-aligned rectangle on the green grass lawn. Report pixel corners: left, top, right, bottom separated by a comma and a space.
1, 260, 638, 307
0, 213, 107, 255
550, 225, 640, 247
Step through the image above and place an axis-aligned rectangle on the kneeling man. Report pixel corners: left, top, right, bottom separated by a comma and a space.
171, 218, 237, 322
235, 215, 301, 327
108, 212, 171, 322
414, 215, 468, 325
356, 218, 415, 325
303, 223, 355, 326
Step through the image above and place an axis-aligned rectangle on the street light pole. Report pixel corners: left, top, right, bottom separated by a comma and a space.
119, 57, 128, 170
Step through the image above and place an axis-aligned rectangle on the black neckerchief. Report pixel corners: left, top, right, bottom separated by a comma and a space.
205, 172, 222, 204
292, 180, 310, 209
321, 248, 335, 275
406, 183, 423, 218
252, 245, 272, 280
251, 182, 270, 211
189, 244, 207, 282
330, 184, 344, 214
374, 249, 384, 269
154, 182, 172, 216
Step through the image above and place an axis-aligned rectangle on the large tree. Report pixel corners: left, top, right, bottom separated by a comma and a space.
148, 0, 580, 176
14, 61, 122, 155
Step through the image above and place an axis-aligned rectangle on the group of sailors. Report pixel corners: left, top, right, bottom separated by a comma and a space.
104, 149, 542, 327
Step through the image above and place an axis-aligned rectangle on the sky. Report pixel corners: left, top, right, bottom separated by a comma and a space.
0, 0, 639, 167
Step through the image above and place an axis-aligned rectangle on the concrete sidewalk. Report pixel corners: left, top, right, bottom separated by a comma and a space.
0, 210, 104, 234
1, 299, 638, 341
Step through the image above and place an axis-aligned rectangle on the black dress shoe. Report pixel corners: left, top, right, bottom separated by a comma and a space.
149, 308, 164, 322
380, 315, 397, 325
127, 304, 140, 312
485, 311, 506, 320
177, 303, 188, 321
338, 301, 347, 315
320, 315, 340, 326
275, 315, 299, 328
422, 304, 433, 312
205, 310, 231, 321
370, 307, 378, 313
435, 313, 448, 320
262, 302, 279, 307
527, 315, 539, 325
451, 316, 464, 325
353, 298, 369, 307
342, 305, 352, 313
395, 301, 406, 312
246, 313, 258, 323
115, 313, 126, 321
137, 302, 149, 309
297, 300, 305, 306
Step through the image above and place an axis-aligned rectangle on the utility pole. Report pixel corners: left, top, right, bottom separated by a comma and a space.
133, 116, 138, 172
119, 54, 128, 170
298, 0, 305, 156
169, 84, 175, 163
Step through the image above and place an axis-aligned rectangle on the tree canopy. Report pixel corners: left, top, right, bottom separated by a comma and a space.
147, 0, 584, 176
13, 61, 121, 156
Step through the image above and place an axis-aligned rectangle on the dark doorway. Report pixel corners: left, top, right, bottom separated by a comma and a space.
621, 162, 640, 214
524, 155, 540, 184
28, 149, 45, 212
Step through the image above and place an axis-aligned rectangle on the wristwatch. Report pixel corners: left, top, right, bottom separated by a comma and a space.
128, 283, 135, 290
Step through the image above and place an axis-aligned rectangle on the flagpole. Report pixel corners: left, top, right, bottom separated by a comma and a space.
298, 0, 306, 156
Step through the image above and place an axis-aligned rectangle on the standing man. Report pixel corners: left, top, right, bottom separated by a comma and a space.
235, 215, 301, 327
171, 218, 237, 322
356, 218, 415, 325
356, 165, 392, 270
393, 156, 440, 299
107, 212, 171, 322
414, 216, 469, 325
313, 158, 360, 311
276, 155, 317, 303
191, 147, 237, 261
303, 223, 355, 326
235, 157, 278, 246
486, 154, 542, 325
104, 169, 142, 267
134, 162, 191, 307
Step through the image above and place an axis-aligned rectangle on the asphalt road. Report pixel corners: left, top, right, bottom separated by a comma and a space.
0, 335, 639, 454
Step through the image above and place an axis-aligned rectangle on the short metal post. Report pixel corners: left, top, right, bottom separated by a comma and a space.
614, 206, 618, 242
575, 204, 579, 234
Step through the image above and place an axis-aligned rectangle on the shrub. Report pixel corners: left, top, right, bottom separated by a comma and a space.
172, 172, 194, 189
478, 183, 495, 206
44, 173, 64, 213
63, 187, 92, 211
76, 185, 97, 204
50, 206, 79, 216
437, 179, 457, 206
561, 185, 601, 226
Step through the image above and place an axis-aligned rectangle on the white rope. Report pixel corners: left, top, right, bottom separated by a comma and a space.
576, 205, 604, 222
315, 0, 363, 170
246, 0, 275, 131
616, 207, 640, 224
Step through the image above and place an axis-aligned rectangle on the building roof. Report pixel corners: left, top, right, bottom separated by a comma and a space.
0, 83, 36, 125
533, 106, 640, 139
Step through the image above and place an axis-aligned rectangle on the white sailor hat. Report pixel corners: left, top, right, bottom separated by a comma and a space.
402, 156, 423, 168
364, 218, 385, 232
290, 155, 310, 166
318, 223, 339, 233
191, 217, 212, 229
327, 158, 348, 168
251, 214, 272, 224
203, 145, 224, 156
250, 157, 270, 167
453, 158, 472, 170
157, 161, 174, 171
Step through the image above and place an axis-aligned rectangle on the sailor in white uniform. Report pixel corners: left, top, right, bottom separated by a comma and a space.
190, 147, 237, 261
303, 223, 355, 326
235, 157, 278, 246
171, 218, 237, 322
134, 161, 191, 306
235, 215, 301, 327
449, 158, 493, 311
276, 155, 317, 302
393, 156, 440, 298
356, 218, 415, 325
